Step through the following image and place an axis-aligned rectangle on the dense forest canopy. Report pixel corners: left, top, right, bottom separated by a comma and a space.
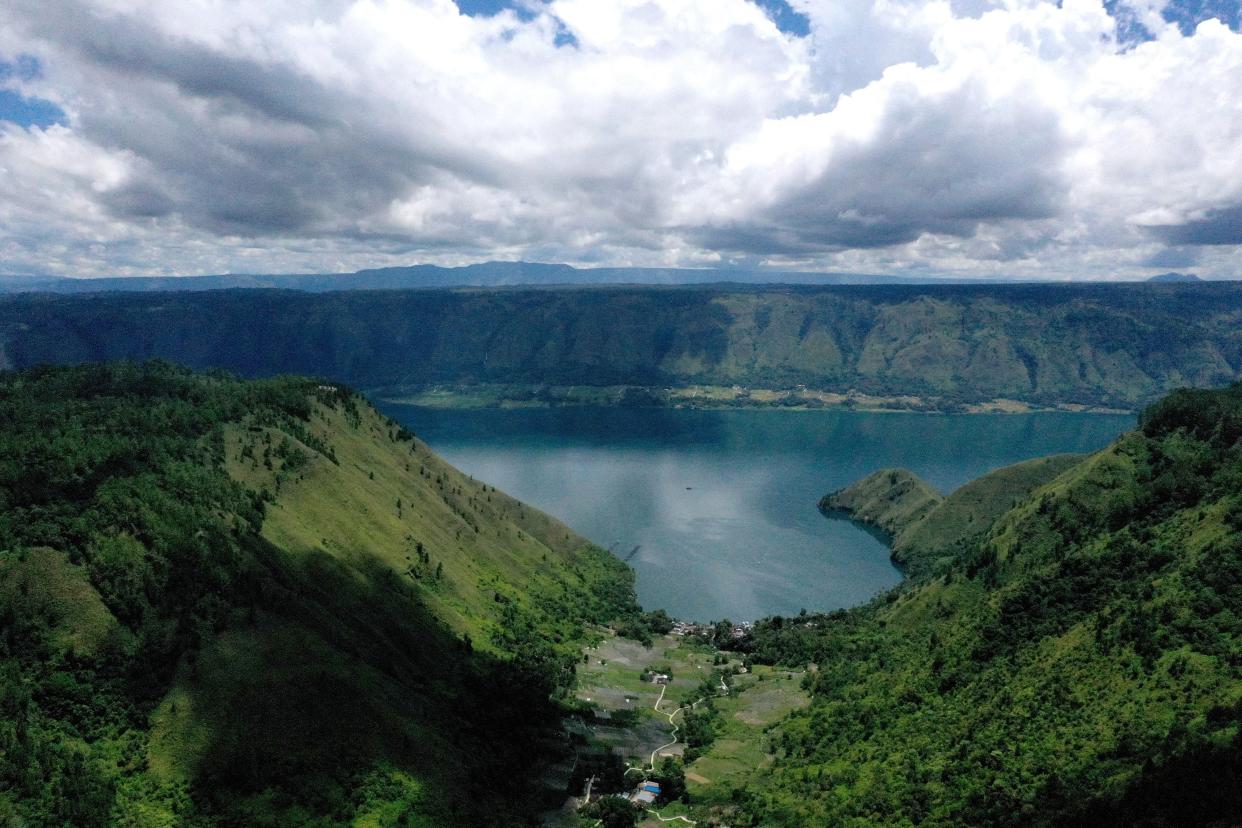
1, 282, 1240, 408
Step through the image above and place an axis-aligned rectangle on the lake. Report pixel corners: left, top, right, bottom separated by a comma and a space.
377, 404, 1134, 621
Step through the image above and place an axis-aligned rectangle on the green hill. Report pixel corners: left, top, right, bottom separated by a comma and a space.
728, 385, 1242, 827
825, 454, 1083, 575
0, 362, 639, 826
2, 282, 1240, 409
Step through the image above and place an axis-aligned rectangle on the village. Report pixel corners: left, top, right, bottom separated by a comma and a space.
669, 619, 754, 640
541, 623, 808, 828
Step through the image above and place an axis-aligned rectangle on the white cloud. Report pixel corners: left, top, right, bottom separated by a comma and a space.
0, 0, 1239, 278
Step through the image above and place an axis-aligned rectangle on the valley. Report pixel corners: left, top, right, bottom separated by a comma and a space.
566, 631, 812, 828
0, 362, 1237, 827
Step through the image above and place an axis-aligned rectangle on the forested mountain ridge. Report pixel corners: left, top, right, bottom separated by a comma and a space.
1, 282, 1240, 409
0, 362, 639, 826
728, 384, 1242, 826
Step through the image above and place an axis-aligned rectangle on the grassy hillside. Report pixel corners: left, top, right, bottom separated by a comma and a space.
723, 385, 1242, 827
2, 282, 1240, 409
894, 454, 1082, 574
818, 469, 943, 538
0, 362, 639, 826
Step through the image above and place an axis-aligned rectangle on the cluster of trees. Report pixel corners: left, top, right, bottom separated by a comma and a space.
613, 607, 675, 643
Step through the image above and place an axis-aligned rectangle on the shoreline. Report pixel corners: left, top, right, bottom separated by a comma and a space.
370, 383, 1134, 416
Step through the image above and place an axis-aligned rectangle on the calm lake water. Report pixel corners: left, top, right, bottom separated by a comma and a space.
377, 404, 1133, 621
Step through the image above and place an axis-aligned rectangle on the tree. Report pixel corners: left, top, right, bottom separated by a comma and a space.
656, 757, 687, 804
643, 609, 675, 634
585, 796, 639, 828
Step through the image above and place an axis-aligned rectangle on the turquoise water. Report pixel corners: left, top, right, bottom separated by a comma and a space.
377, 405, 1133, 621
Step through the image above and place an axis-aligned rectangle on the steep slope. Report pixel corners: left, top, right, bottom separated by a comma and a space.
730, 385, 1242, 827
894, 454, 1082, 572
0, 363, 638, 826
225, 392, 629, 651
2, 282, 1240, 408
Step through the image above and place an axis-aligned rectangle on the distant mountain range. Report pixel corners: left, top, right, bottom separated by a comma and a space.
3, 281, 1240, 410
1147, 271, 1203, 283
0, 262, 1026, 293
1, 263, 1231, 294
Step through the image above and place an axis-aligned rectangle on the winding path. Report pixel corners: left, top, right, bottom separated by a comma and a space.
631, 675, 732, 771
646, 683, 682, 766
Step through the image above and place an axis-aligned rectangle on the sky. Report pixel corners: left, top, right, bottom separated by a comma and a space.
0, 0, 1239, 280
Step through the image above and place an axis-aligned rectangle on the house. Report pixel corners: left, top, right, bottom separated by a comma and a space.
630, 781, 661, 806
671, 621, 701, 636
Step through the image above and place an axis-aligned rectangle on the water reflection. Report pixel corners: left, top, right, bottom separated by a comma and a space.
378, 404, 1133, 621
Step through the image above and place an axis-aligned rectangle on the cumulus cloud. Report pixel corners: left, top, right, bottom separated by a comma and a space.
0, 0, 1239, 278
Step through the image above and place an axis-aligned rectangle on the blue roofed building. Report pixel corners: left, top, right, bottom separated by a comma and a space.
631, 780, 661, 806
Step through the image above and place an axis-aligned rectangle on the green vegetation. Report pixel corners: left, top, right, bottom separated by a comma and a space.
2, 282, 1240, 409
5, 360, 1241, 826
0, 362, 640, 826
720, 384, 1242, 826
892, 454, 1082, 573
819, 468, 943, 539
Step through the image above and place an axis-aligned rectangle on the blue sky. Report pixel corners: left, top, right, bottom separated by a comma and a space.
0, 56, 63, 128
